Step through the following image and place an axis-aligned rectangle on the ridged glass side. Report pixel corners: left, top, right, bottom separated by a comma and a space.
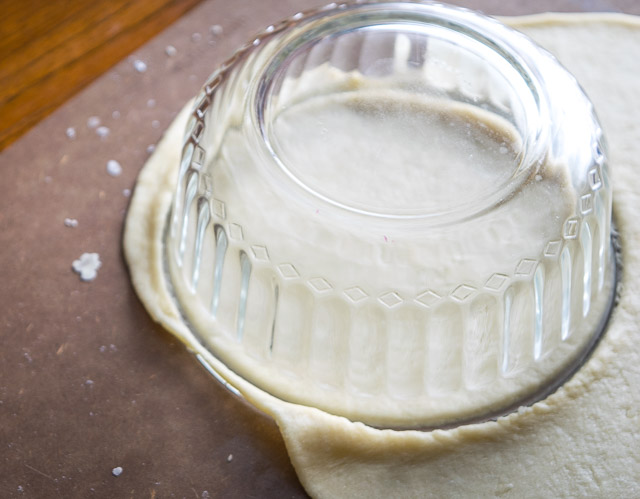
164, 2, 616, 428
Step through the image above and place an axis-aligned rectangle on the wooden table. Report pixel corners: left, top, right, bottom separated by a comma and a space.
1, 1, 638, 497
0, 0, 202, 151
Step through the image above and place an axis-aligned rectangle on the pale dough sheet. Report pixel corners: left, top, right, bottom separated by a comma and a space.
124, 14, 640, 498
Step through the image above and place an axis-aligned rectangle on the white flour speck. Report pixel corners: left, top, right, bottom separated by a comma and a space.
151, 120, 160, 129
112, 110, 121, 119
123, 188, 131, 198
96, 126, 110, 138
23, 352, 33, 363
165, 45, 177, 57
72, 253, 102, 282
87, 116, 101, 128
107, 159, 122, 177
111, 466, 123, 477
146, 144, 156, 154
133, 59, 147, 73
85, 379, 94, 386
202, 492, 210, 499
210, 24, 223, 36
64, 218, 78, 228
146, 98, 156, 108
66, 127, 76, 139
99, 345, 106, 353
191, 32, 202, 43
227, 454, 233, 462
17, 485, 23, 493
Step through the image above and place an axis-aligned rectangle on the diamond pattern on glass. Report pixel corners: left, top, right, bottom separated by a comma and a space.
485, 273, 508, 291
251, 245, 269, 261
191, 120, 205, 143
205, 74, 222, 96
588, 168, 602, 190
195, 94, 211, 119
592, 140, 605, 164
415, 290, 440, 308
344, 287, 368, 303
201, 173, 213, 196
191, 145, 206, 170
308, 277, 332, 292
564, 218, 579, 239
379, 292, 402, 308
515, 259, 537, 277
544, 240, 562, 258
228, 223, 244, 240
212, 199, 226, 219
580, 193, 593, 214
278, 263, 299, 279
450, 284, 475, 302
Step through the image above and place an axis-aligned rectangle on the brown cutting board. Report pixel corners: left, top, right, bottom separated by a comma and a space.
2, 0, 639, 497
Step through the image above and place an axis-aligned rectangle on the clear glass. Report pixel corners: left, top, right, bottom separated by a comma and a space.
165, 1, 616, 428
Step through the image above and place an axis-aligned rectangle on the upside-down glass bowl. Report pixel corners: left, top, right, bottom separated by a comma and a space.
164, 1, 616, 428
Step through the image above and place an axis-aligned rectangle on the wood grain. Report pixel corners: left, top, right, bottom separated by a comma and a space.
0, 0, 202, 151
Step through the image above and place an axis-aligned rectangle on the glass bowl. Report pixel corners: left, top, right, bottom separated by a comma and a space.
164, 1, 616, 428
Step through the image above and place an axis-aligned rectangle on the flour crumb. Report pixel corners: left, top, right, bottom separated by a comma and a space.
112, 110, 121, 119
87, 116, 101, 129
66, 127, 76, 139
133, 59, 147, 73
146, 98, 156, 109
123, 188, 131, 198
64, 218, 78, 228
111, 466, 123, 477
191, 32, 202, 43
85, 379, 94, 386
96, 126, 110, 138
72, 253, 102, 282
202, 492, 210, 498
107, 159, 122, 177
146, 144, 156, 154
151, 120, 160, 129
210, 24, 223, 36
165, 45, 177, 57
226, 454, 233, 462
17, 485, 23, 493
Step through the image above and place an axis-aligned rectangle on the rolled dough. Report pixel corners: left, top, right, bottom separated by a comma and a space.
124, 13, 640, 498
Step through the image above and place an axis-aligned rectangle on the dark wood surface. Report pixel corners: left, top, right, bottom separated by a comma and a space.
0, 0, 203, 151
1, 1, 639, 497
